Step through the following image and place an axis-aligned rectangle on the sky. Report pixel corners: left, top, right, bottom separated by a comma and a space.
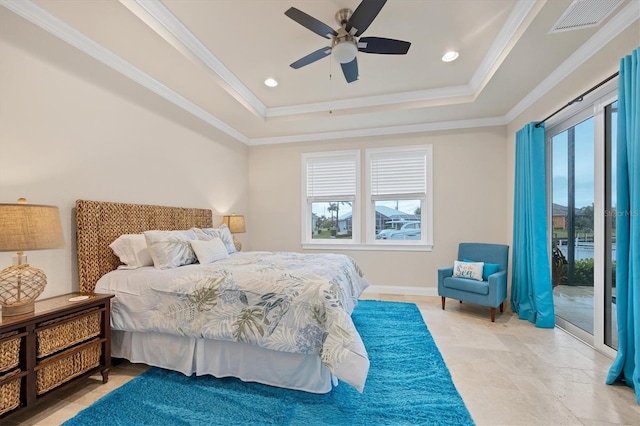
552, 109, 617, 210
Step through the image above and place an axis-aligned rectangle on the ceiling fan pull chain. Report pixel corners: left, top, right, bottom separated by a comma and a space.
329, 53, 333, 114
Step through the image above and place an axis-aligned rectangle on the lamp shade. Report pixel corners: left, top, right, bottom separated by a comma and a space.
223, 215, 246, 234
0, 203, 65, 252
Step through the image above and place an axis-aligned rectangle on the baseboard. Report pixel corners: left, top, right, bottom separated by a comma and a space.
363, 285, 438, 297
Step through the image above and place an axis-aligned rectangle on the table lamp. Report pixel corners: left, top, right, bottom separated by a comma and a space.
223, 214, 245, 251
0, 199, 65, 317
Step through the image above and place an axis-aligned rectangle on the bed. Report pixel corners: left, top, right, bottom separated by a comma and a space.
75, 200, 370, 393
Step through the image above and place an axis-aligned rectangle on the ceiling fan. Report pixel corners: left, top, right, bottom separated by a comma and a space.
285, 0, 411, 83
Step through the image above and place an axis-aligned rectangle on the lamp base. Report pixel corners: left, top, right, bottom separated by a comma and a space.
0, 263, 46, 318
2, 301, 35, 318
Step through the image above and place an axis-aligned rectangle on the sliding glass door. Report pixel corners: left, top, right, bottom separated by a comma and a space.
551, 116, 595, 336
547, 88, 618, 355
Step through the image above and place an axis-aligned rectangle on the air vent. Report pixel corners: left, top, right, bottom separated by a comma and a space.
550, 0, 624, 33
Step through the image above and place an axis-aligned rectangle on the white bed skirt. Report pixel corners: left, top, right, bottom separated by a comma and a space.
111, 330, 336, 393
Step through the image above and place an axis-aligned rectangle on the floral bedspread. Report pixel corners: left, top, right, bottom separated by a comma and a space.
100, 251, 370, 391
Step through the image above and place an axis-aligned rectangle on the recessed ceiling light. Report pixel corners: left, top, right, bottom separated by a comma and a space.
442, 51, 459, 62
264, 78, 278, 87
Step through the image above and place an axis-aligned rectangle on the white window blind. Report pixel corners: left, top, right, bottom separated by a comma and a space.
306, 155, 356, 198
370, 151, 427, 196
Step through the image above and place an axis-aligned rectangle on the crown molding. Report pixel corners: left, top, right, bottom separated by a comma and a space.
126, 0, 267, 118
0, 0, 249, 144
504, 0, 639, 123
265, 85, 473, 118
468, 0, 543, 93
247, 117, 507, 146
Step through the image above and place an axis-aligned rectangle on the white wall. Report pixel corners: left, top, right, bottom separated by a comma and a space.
0, 29, 249, 300
248, 127, 509, 294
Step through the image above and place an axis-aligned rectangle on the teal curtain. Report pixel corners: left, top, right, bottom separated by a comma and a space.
606, 47, 640, 405
511, 122, 555, 328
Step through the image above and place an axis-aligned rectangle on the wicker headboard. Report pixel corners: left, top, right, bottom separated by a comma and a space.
75, 200, 213, 293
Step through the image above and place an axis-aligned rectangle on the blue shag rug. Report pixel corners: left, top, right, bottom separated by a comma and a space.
64, 300, 474, 425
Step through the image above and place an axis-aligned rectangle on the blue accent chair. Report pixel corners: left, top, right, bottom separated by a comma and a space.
438, 243, 510, 322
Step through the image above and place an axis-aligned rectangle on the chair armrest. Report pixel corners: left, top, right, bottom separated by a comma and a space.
437, 267, 454, 293
487, 270, 508, 305
438, 267, 454, 278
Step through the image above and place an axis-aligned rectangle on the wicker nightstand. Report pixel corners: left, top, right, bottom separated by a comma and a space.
0, 293, 113, 419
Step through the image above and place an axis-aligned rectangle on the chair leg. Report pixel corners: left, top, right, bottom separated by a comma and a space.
499, 302, 504, 313
490, 307, 496, 322
441, 296, 445, 310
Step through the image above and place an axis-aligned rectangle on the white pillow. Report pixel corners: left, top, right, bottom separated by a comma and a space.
144, 230, 198, 269
109, 234, 153, 269
190, 238, 229, 264
453, 260, 484, 281
192, 225, 236, 254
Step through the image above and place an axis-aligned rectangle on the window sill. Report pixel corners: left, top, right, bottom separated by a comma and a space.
301, 242, 433, 252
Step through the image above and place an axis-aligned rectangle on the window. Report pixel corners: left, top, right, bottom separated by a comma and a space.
302, 151, 360, 244
366, 146, 432, 247
302, 145, 432, 250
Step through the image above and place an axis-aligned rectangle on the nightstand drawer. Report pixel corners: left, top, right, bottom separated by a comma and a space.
0, 331, 22, 373
0, 369, 23, 415
36, 308, 102, 358
35, 338, 102, 395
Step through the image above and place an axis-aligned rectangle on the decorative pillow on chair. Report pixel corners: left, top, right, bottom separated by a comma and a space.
190, 238, 229, 264
463, 258, 501, 281
109, 234, 153, 269
144, 230, 198, 269
453, 260, 484, 281
481, 263, 500, 280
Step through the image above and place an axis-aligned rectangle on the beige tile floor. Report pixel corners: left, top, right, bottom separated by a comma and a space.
5, 294, 640, 425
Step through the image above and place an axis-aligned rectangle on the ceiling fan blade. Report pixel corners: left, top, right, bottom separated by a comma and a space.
346, 0, 387, 36
358, 37, 411, 54
340, 58, 359, 83
285, 7, 337, 39
290, 47, 332, 69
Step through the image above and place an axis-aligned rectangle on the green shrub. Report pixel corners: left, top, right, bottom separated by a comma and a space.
552, 247, 616, 287
573, 258, 594, 286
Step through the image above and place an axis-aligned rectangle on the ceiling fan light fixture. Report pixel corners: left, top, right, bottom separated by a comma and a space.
442, 51, 459, 62
333, 40, 357, 64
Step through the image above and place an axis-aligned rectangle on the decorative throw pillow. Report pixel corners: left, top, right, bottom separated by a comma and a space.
191, 227, 218, 241
217, 224, 236, 254
109, 234, 153, 269
192, 226, 236, 255
453, 260, 484, 281
144, 230, 198, 269
463, 258, 501, 281
190, 238, 229, 264
481, 263, 500, 280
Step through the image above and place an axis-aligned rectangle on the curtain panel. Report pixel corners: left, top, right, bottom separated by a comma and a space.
511, 122, 555, 328
606, 46, 640, 405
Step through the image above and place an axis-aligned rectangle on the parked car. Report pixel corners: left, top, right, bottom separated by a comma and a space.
376, 222, 421, 240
